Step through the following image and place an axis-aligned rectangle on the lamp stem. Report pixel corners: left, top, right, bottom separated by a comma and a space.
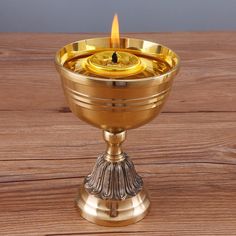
83, 129, 144, 202
103, 130, 126, 162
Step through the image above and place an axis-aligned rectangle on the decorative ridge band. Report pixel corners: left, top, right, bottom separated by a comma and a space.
65, 86, 170, 111
66, 86, 170, 104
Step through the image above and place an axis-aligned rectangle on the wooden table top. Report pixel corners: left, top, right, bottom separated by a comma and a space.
0, 32, 236, 236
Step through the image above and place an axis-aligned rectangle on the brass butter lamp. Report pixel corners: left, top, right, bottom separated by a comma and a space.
55, 14, 180, 226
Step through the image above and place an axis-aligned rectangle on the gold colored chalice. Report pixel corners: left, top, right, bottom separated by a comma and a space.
55, 36, 180, 226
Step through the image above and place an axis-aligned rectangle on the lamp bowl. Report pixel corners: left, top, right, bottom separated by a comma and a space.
55, 37, 179, 133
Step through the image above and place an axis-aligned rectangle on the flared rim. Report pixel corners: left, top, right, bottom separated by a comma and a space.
55, 37, 180, 83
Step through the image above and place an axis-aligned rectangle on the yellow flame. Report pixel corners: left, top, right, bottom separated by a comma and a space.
111, 13, 120, 48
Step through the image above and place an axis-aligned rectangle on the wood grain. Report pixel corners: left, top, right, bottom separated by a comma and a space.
0, 32, 236, 236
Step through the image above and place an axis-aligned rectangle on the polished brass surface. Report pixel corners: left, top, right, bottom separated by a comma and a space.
76, 186, 150, 226
64, 48, 171, 79
55, 37, 180, 226
55, 37, 179, 133
103, 130, 126, 162
85, 50, 145, 78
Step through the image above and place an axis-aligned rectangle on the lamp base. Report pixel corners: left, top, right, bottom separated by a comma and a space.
75, 131, 150, 226
76, 186, 150, 226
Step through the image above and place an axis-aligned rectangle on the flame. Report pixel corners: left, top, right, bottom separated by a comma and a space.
111, 13, 120, 48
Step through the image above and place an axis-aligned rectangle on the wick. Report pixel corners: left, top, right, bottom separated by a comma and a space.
112, 51, 118, 63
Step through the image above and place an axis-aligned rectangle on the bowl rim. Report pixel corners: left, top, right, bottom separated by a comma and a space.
55, 37, 180, 83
